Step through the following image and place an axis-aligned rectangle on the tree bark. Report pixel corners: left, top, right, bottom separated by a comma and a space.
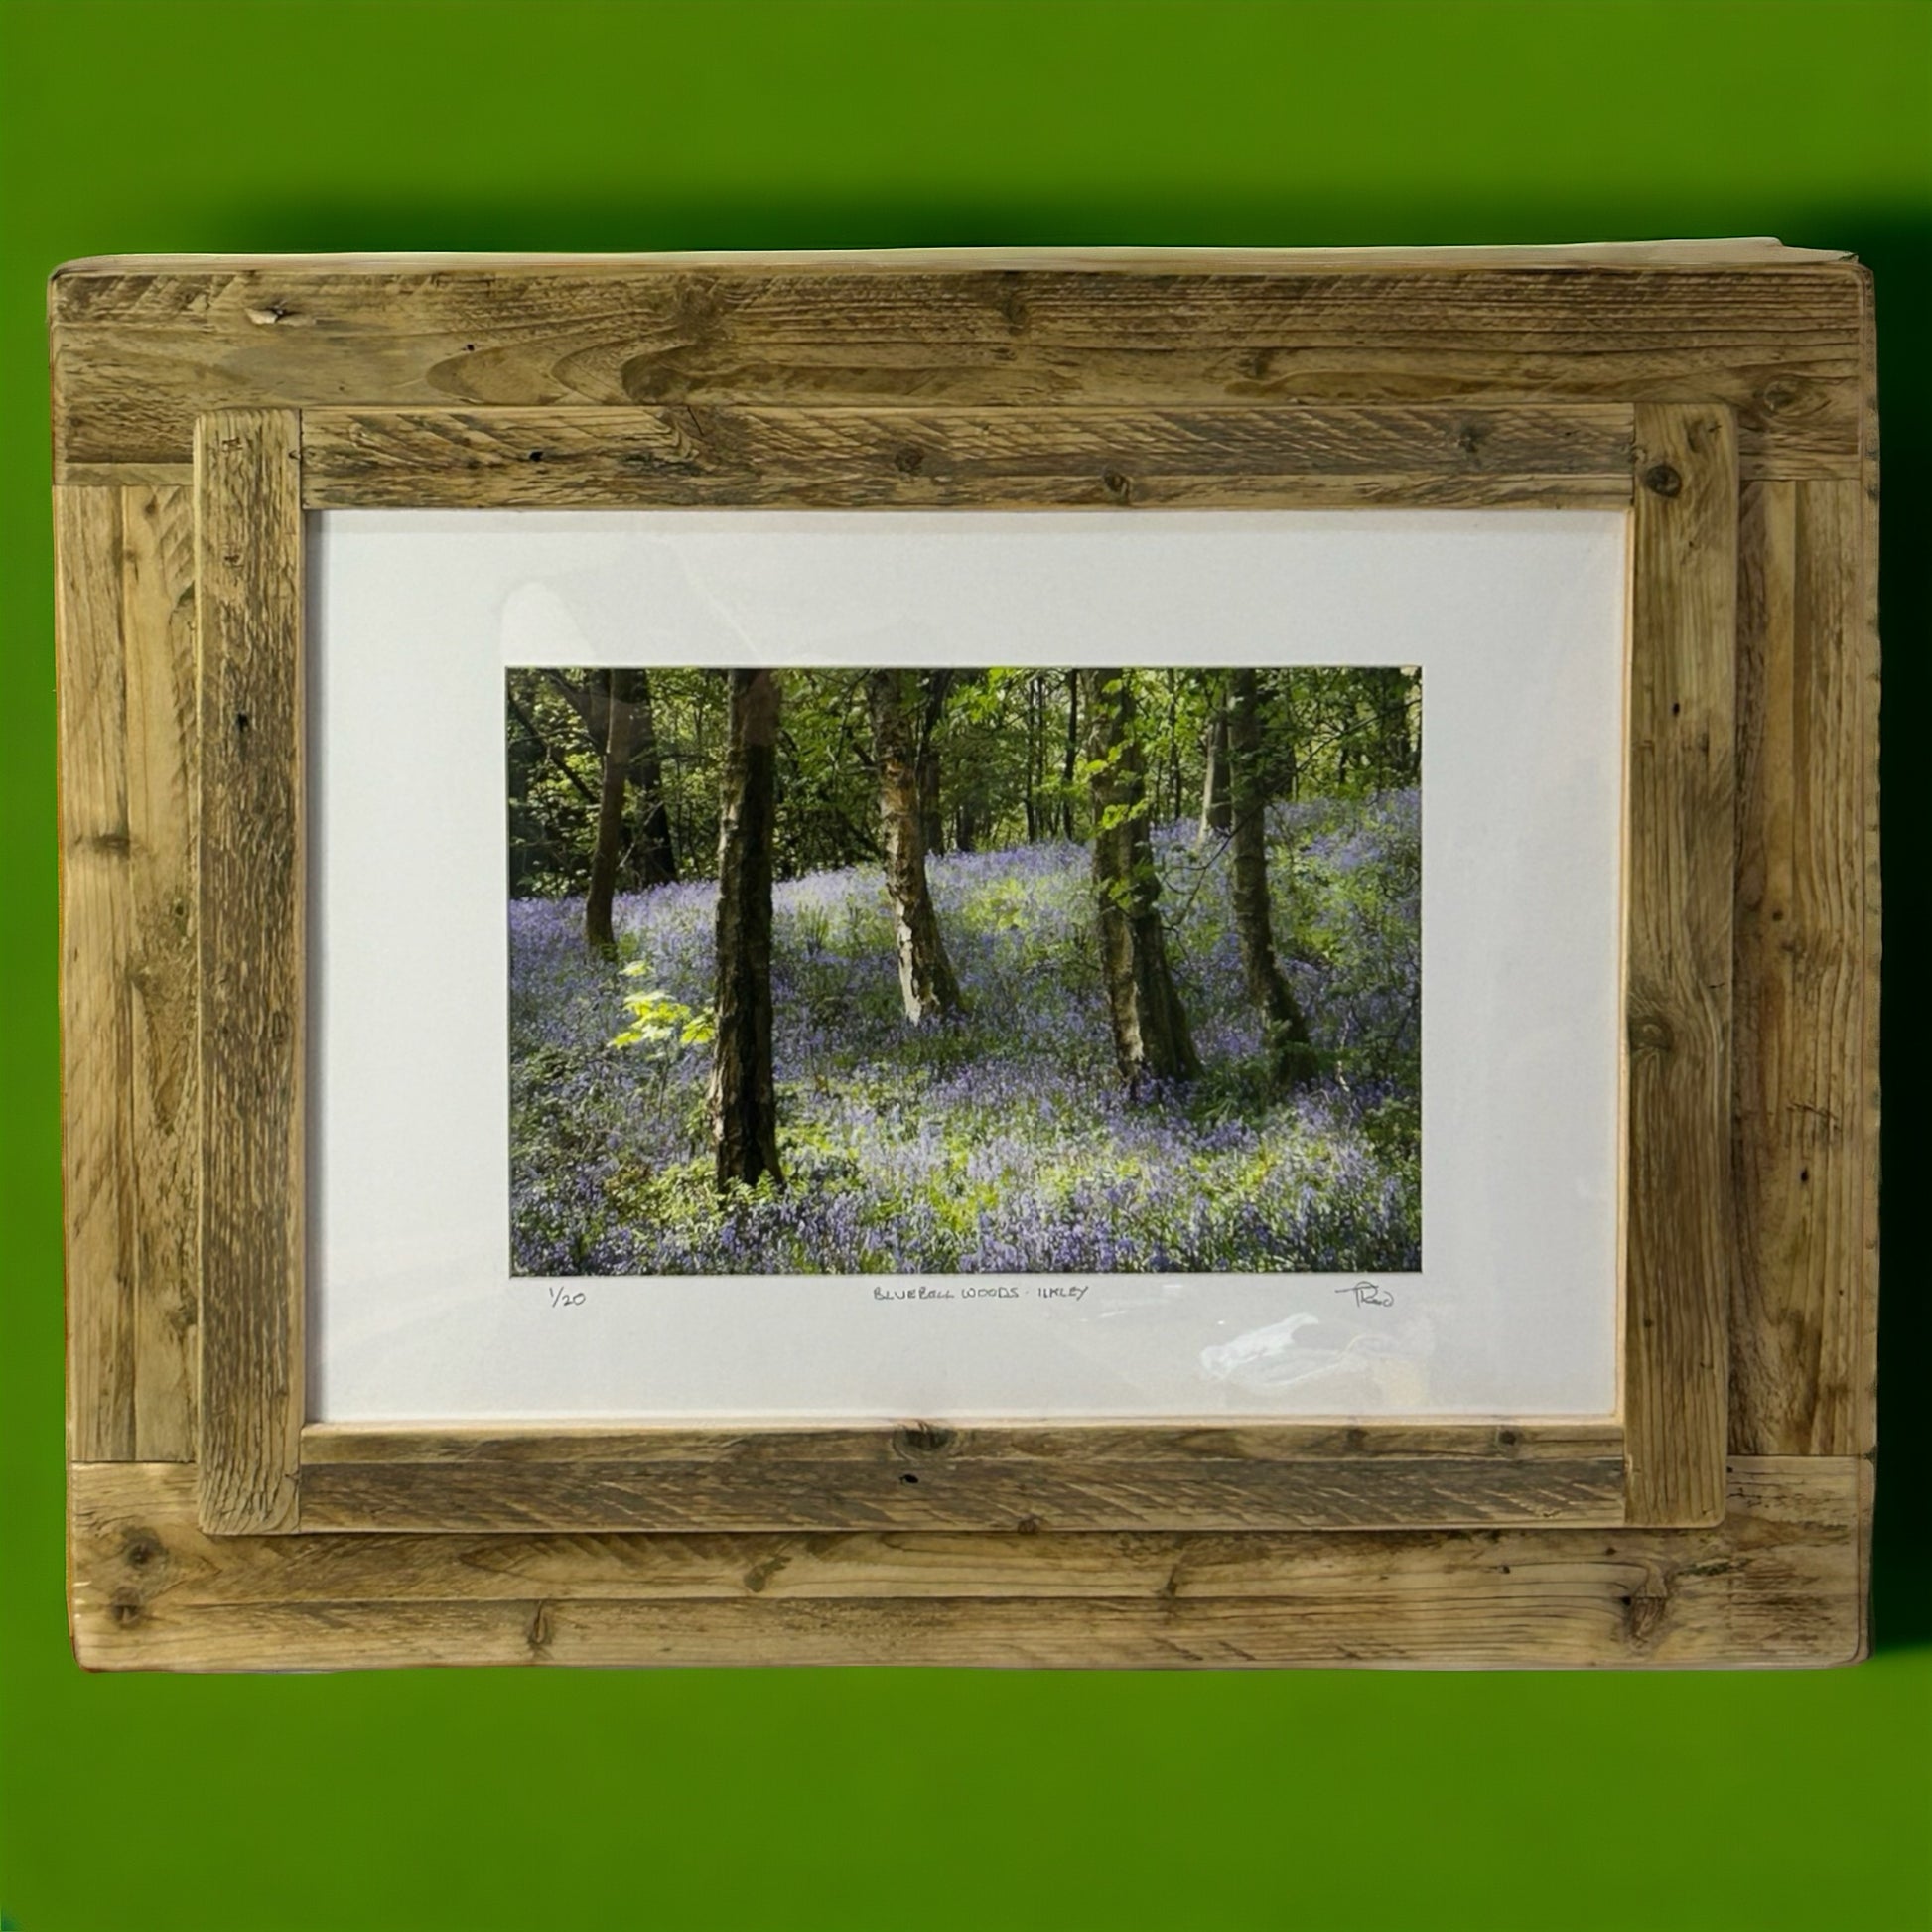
628, 670, 678, 885
1084, 669, 1200, 1088
583, 667, 635, 953
1228, 667, 1316, 1090
867, 669, 964, 1024
543, 668, 677, 886
1199, 695, 1233, 840
710, 669, 783, 1191
915, 670, 951, 856
1060, 668, 1080, 837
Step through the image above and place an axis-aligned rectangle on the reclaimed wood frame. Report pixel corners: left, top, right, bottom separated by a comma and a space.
55, 243, 1879, 1669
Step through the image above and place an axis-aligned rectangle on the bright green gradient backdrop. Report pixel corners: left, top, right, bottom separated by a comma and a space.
2, 5, 1926, 1929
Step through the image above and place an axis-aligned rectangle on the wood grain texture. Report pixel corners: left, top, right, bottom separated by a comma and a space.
49, 257, 1863, 482
69, 1456, 1866, 1670
301, 1420, 1620, 1465
1624, 404, 1738, 1527
295, 1456, 1625, 1535
1857, 264, 1881, 1464
298, 403, 1635, 509
1731, 481, 1875, 1455
53, 248, 1879, 1670
196, 412, 304, 1533
57, 485, 200, 1461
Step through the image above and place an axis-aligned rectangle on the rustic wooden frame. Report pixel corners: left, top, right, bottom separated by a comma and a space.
56, 244, 1878, 1668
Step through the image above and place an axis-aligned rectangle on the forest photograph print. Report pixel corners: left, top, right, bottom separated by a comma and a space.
507, 665, 1421, 1279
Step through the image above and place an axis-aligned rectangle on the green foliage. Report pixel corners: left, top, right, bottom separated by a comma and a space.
608, 978, 716, 1052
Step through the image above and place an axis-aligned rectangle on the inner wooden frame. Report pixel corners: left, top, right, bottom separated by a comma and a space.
193, 396, 1734, 1541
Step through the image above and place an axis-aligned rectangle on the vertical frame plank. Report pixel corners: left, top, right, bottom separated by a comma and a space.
57, 487, 137, 1459
197, 411, 304, 1533
123, 486, 202, 1459
1624, 403, 1738, 1526
57, 484, 200, 1462
1731, 480, 1870, 1454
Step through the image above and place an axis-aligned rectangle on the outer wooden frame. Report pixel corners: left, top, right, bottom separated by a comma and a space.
56, 244, 1878, 1669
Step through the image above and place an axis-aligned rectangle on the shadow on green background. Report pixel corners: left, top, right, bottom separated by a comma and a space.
2, 5, 1926, 1930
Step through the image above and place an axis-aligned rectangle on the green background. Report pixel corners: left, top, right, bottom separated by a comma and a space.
3, 2, 1926, 1927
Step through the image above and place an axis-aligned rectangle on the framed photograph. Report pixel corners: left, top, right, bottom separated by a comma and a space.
57, 244, 1878, 1668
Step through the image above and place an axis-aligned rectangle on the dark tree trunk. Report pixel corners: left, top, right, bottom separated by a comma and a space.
543, 666, 676, 887
710, 669, 783, 1191
1229, 667, 1316, 1090
1370, 665, 1417, 785
1199, 696, 1233, 840
1024, 676, 1038, 841
867, 669, 964, 1024
629, 670, 678, 885
583, 667, 635, 953
1060, 669, 1080, 837
1084, 669, 1199, 1088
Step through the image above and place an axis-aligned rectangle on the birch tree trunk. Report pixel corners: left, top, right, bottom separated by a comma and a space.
1198, 695, 1233, 840
583, 667, 635, 953
710, 669, 783, 1190
1084, 669, 1199, 1088
1228, 667, 1316, 1090
867, 668, 963, 1024
915, 670, 951, 856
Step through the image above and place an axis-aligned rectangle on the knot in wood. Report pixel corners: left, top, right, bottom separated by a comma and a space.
897, 1421, 955, 1455
1624, 1589, 1670, 1645
895, 444, 924, 476
1101, 469, 1132, 500
1629, 1014, 1674, 1054
1642, 462, 1682, 498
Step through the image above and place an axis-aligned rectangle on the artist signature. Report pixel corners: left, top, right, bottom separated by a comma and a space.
1336, 1281, 1396, 1309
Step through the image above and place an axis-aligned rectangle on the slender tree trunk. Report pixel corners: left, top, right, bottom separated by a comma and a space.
915, 671, 952, 856
1370, 665, 1416, 784
1084, 669, 1199, 1088
1199, 695, 1233, 840
1228, 668, 1316, 1090
867, 669, 964, 1024
1159, 676, 1174, 819
710, 669, 783, 1191
629, 670, 678, 885
584, 667, 634, 953
1060, 669, 1080, 837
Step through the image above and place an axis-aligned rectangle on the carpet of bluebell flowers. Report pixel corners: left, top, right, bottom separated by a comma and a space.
509, 790, 1421, 1276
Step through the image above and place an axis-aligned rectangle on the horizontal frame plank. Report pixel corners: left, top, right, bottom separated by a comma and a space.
298, 403, 1636, 510
69, 1457, 1866, 1669
300, 1420, 1622, 1465
294, 1455, 1625, 1534
50, 256, 1865, 481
